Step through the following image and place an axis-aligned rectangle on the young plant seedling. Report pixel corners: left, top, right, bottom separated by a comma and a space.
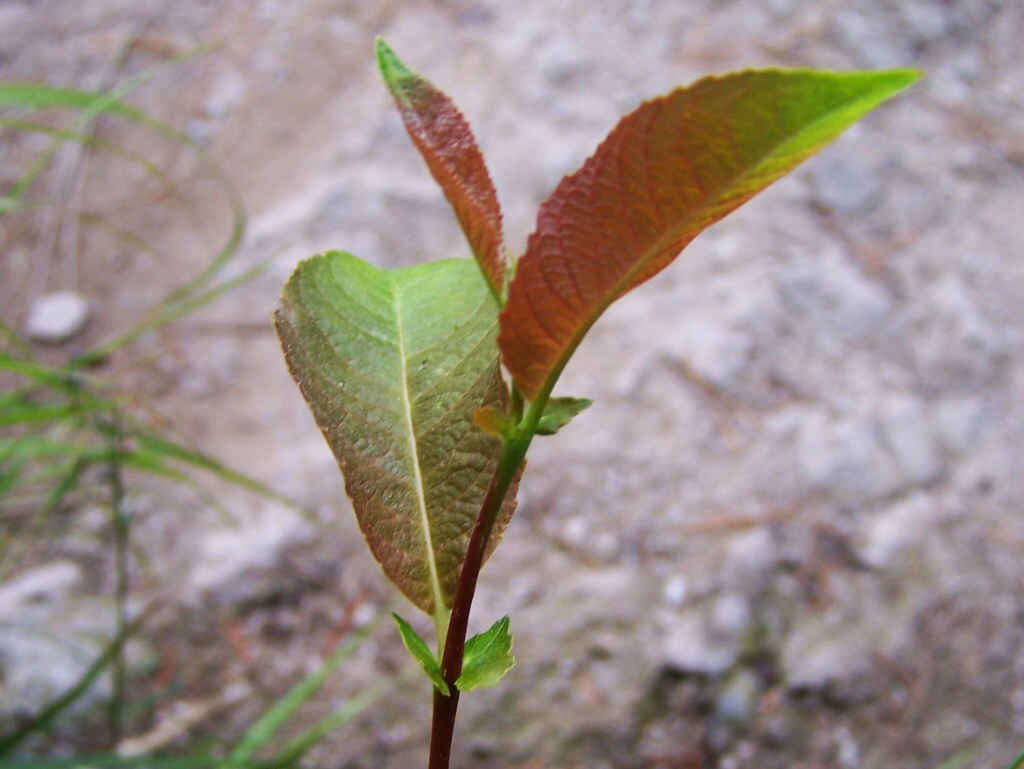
275, 38, 919, 769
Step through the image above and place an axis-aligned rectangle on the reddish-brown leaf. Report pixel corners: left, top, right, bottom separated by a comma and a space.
377, 38, 507, 300
499, 69, 920, 399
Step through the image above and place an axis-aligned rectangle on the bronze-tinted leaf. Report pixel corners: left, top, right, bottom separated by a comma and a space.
377, 38, 507, 301
499, 69, 920, 399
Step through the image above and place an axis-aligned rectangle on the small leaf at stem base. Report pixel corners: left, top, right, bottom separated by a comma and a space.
455, 616, 516, 692
392, 613, 449, 696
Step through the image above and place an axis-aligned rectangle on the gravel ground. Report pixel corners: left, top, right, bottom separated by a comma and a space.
2, 1, 1023, 768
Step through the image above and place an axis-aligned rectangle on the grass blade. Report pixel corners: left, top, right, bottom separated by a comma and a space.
224, 621, 376, 767
82, 258, 261, 364
0, 609, 150, 756
0, 83, 145, 117
0, 119, 187, 202
129, 429, 301, 509
256, 676, 398, 769
0, 403, 107, 426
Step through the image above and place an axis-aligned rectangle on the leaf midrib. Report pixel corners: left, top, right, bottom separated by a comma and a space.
391, 277, 446, 627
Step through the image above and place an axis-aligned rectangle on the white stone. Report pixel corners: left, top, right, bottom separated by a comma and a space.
662, 575, 688, 607
710, 593, 751, 640
188, 503, 315, 604
877, 395, 942, 486
862, 492, 933, 569
204, 69, 248, 118
809, 151, 883, 214
725, 528, 777, 577
716, 669, 761, 723
24, 291, 90, 343
780, 246, 892, 342
798, 409, 901, 503
933, 397, 987, 454
836, 725, 861, 769
661, 611, 737, 676
0, 561, 82, 619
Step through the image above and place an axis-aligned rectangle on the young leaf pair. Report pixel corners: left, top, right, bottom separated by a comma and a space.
394, 613, 513, 696
274, 38, 919, 692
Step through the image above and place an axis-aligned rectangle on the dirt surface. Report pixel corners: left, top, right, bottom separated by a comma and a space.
3, 1, 1024, 768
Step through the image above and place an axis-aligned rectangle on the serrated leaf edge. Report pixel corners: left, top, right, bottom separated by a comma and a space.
455, 615, 516, 692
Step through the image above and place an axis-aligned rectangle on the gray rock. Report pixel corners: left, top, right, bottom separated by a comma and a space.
662, 315, 753, 390
862, 492, 933, 570
539, 38, 585, 84
710, 593, 751, 641
835, 725, 861, 769
899, 1, 957, 46
662, 575, 688, 607
716, 669, 761, 724
188, 502, 315, 606
932, 397, 987, 454
0, 561, 82, 619
783, 615, 872, 692
831, 8, 913, 67
24, 291, 90, 343
724, 528, 777, 578
809, 151, 884, 215
660, 610, 737, 676
798, 409, 901, 504
907, 274, 1007, 385
877, 395, 942, 486
0, 625, 111, 717
780, 246, 892, 343
204, 68, 248, 118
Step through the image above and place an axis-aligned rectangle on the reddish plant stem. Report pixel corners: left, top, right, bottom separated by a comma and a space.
427, 436, 528, 769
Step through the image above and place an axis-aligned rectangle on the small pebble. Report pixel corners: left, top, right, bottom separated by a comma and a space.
25, 291, 90, 343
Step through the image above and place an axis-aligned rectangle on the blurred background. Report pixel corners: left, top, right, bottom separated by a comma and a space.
2, 1, 1023, 768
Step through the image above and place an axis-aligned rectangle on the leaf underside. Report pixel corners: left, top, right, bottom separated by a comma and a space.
376, 38, 507, 301
275, 252, 518, 616
455, 615, 515, 692
499, 68, 921, 399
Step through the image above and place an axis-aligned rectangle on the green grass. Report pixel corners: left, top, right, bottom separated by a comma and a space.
1, 45, 391, 766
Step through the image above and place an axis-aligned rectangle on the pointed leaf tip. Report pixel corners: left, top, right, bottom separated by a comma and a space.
376, 39, 508, 302
500, 68, 921, 399
375, 37, 409, 84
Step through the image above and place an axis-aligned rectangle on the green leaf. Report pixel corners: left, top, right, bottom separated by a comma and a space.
455, 615, 515, 692
376, 38, 507, 301
536, 397, 592, 436
392, 613, 449, 696
499, 68, 921, 400
275, 251, 518, 621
